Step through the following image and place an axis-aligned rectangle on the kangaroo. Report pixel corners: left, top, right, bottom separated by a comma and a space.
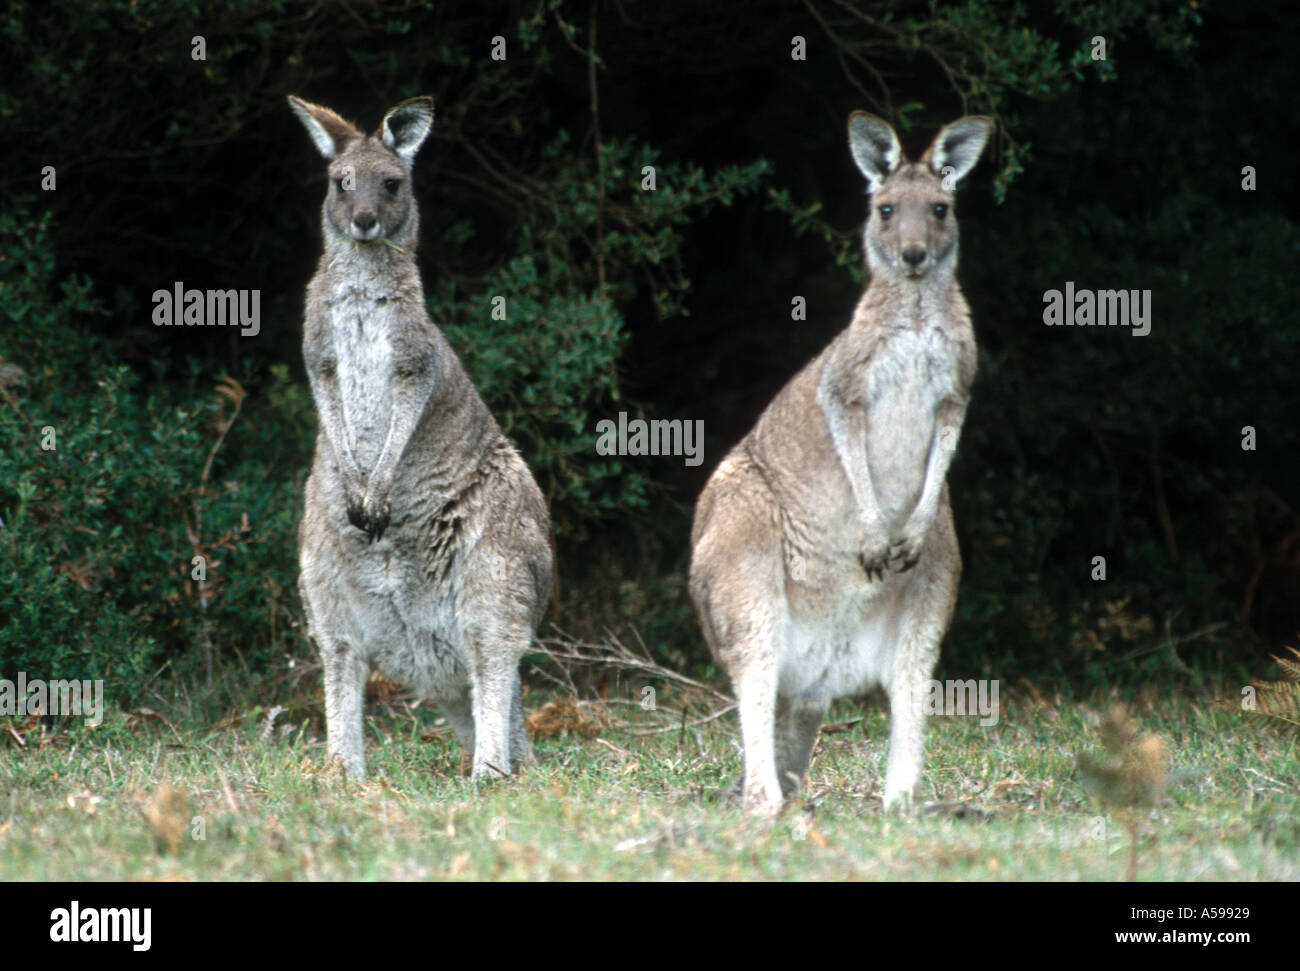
689, 112, 992, 815
290, 95, 554, 781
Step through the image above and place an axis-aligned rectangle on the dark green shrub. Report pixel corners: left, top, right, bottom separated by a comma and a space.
0, 202, 312, 700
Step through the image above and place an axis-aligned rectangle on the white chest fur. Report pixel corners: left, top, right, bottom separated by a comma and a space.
329, 278, 396, 473
862, 325, 959, 526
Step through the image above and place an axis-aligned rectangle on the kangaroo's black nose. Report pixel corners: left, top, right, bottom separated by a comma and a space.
353, 214, 377, 232
902, 246, 927, 267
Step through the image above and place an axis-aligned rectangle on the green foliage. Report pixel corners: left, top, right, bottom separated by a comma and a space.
439, 263, 637, 526
0, 204, 156, 691
0, 203, 311, 699
0, 0, 1288, 685
765, 188, 866, 286
436, 138, 771, 531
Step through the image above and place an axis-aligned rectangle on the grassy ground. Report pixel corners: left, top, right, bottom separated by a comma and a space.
1, 675, 1297, 881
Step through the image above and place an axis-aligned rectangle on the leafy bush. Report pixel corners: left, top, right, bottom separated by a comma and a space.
0, 202, 312, 701
436, 138, 770, 532
1, 0, 1289, 689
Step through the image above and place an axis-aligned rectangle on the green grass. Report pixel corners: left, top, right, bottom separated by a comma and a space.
1, 677, 1297, 881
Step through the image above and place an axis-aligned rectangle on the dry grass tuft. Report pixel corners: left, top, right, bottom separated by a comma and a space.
135, 782, 187, 855
526, 696, 605, 739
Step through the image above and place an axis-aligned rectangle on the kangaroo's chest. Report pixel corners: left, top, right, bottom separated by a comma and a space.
329, 286, 397, 472
861, 326, 960, 521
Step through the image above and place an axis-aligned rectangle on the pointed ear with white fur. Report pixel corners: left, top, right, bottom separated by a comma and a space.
380, 97, 435, 164
287, 96, 361, 160
924, 116, 993, 186
847, 112, 902, 194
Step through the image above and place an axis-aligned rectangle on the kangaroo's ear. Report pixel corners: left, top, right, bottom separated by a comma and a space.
287, 96, 361, 160
848, 112, 902, 194
923, 116, 993, 186
380, 97, 435, 164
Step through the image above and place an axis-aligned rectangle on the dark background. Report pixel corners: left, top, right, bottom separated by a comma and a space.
1, 0, 1296, 700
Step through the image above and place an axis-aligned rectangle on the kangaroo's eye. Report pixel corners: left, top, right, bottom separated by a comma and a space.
384, 179, 402, 195
932, 204, 948, 219
878, 205, 894, 221
333, 178, 346, 192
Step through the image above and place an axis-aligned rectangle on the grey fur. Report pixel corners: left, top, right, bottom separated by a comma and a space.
689, 113, 992, 814
290, 95, 553, 781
